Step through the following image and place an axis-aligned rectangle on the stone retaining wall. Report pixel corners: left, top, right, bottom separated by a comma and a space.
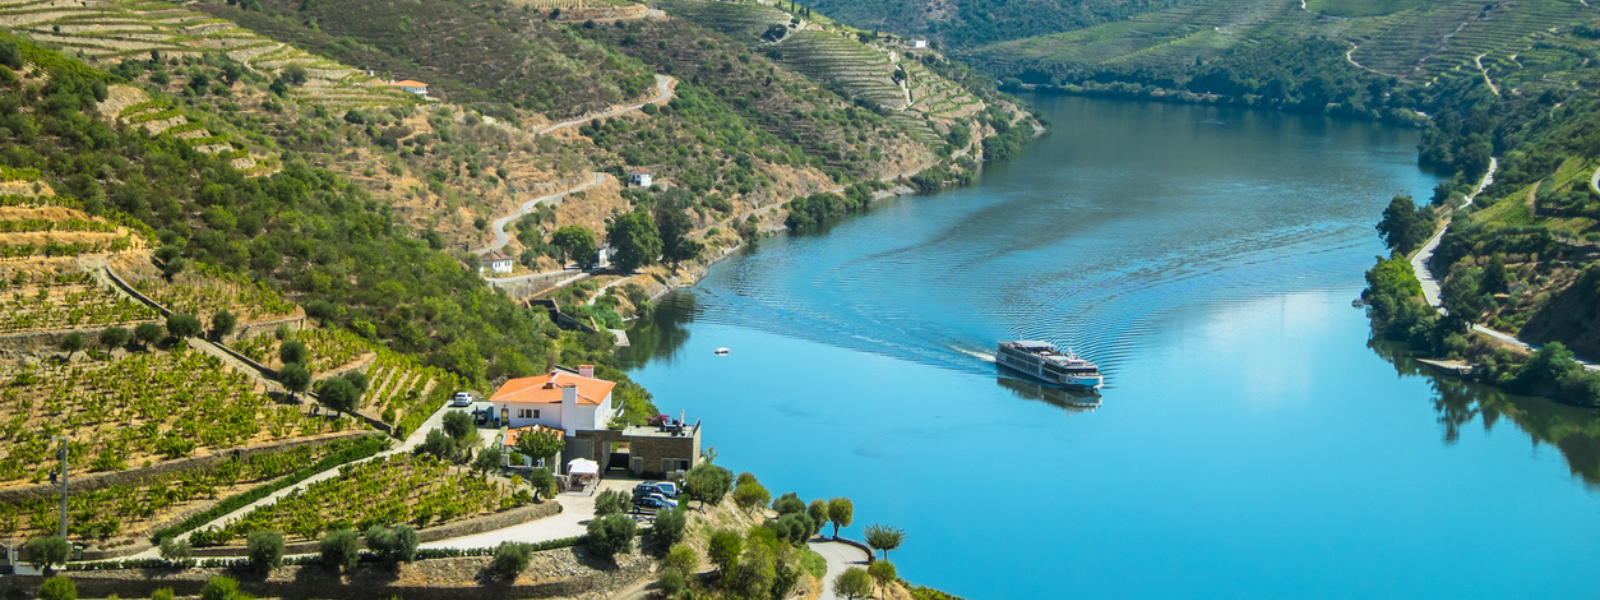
188, 501, 562, 558
2, 552, 650, 600
0, 432, 369, 505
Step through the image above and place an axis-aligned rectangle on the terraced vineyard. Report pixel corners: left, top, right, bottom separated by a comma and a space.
0, 0, 412, 115
191, 454, 531, 544
1412, 0, 1595, 86
902, 59, 982, 120
122, 262, 297, 324
655, 0, 790, 40
362, 347, 453, 437
230, 327, 371, 374
0, 194, 141, 260
0, 347, 348, 486
0, 438, 362, 541
654, 0, 985, 148
0, 270, 156, 333
965, 0, 1311, 71
968, 0, 1599, 89
776, 30, 907, 109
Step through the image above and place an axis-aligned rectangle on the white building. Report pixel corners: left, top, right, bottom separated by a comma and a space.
628, 172, 652, 187
387, 79, 429, 97
481, 250, 514, 274
489, 366, 615, 435
911, 39, 928, 49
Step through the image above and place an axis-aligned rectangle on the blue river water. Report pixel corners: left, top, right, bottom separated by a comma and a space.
620, 96, 1600, 599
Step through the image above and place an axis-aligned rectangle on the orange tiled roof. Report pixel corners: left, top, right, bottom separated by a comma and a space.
490, 370, 614, 406
389, 79, 427, 88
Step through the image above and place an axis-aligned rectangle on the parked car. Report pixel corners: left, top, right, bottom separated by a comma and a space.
450, 391, 473, 407
635, 481, 679, 499
634, 495, 677, 510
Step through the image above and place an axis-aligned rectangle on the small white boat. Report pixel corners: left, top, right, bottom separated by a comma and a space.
714, 347, 730, 355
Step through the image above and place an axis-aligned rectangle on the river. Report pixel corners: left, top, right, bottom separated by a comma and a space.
620, 96, 1600, 599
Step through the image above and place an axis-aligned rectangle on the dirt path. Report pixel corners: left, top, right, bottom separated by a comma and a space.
1475, 53, 1500, 96
476, 173, 606, 255
536, 74, 675, 136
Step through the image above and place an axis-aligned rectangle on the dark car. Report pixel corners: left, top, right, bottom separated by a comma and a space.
634, 481, 679, 499
633, 495, 678, 510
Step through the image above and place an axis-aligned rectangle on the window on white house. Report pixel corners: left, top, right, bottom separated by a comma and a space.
533, 409, 540, 418
517, 409, 532, 418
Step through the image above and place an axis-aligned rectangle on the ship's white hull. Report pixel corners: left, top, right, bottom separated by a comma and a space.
995, 347, 1104, 390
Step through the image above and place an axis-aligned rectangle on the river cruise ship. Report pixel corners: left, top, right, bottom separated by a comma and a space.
996, 340, 1104, 390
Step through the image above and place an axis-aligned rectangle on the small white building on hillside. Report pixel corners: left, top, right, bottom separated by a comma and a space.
628, 172, 652, 187
911, 39, 928, 49
387, 79, 429, 97
481, 250, 514, 274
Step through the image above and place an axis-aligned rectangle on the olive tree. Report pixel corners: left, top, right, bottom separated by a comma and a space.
319, 528, 360, 572
98, 326, 129, 350
585, 513, 637, 559
23, 535, 70, 574
247, 530, 284, 574
833, 566, 872, 600
827, 497, 854, 539
863, 523, 905, 560
684, 463, 732, 510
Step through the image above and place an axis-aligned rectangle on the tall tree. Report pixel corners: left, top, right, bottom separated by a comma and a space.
551, 225, 599, 267
1376, 195, 1431, 255
653, 202, 701, 266
606, 210, 662, 273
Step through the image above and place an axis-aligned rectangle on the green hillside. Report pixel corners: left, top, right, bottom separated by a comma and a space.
197, 0, 656, 120
791, 0, 1204, 49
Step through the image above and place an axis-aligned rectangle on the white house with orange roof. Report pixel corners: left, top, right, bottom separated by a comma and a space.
387, 79, 429, 97
489, 365, 615, 435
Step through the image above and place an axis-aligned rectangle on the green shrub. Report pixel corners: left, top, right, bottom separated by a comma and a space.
594, 489, 630, 516
157, 537, 192, 560
38, 577, 75, 600
198, 577, 240, 600
319, 528, 359, 571
246, 530, 284, 574
585, 514, 636, 559
366, 524, 420, 566
656, 567, 686, 597
490, 542, 532, 578
663, 543, 698, 574
833, 567, 872, 599
651, 507, 687, 552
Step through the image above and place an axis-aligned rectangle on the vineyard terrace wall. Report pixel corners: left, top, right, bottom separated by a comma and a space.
0, 431, 370, 505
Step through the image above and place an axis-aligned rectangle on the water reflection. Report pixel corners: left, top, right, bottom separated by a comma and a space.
620, 294, 696, 369
993, 374, 1101, 413
1372, 340, 1600, 489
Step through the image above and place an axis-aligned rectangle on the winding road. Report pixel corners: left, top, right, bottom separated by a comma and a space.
535, 74, 675, 136
1409, 158, 1600, 371
476, 173, 606, 255
808, 540, 872, 600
